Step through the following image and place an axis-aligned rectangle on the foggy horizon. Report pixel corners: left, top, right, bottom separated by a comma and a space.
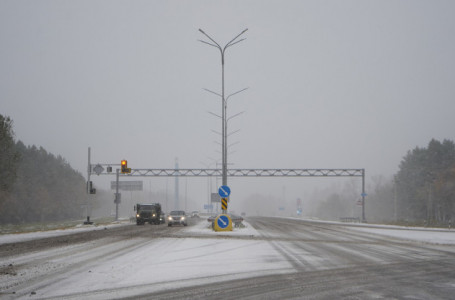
2, 1, 454, 215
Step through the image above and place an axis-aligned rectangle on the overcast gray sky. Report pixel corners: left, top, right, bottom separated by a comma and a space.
1, 1, 454, 211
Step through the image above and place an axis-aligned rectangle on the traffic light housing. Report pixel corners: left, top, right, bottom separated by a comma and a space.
121, 160, 131, 174
89, 181, 96, 194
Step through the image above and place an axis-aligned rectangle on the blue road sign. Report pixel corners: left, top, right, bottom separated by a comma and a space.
217, 215, 230, 229
218, 185, 231, 198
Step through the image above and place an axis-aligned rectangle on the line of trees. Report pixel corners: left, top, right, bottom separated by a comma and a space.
317, 139, 455, 225
0, 115, 86, 224
394, 139, 455, 224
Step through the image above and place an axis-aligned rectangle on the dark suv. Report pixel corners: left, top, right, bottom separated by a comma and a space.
167, 210, 187, 226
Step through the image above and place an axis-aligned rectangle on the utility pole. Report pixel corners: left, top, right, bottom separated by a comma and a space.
84, 147, 93, 225
174, 158, 179, 210
115, 168, 120, 221
362, 169, 366, 222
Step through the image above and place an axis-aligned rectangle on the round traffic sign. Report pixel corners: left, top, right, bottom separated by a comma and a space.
217, 215, 229, 229
218, 185, 231, 198
213, 214, 232, 232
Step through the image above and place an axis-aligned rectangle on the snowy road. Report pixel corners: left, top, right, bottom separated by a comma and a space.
1, 217, 455, 299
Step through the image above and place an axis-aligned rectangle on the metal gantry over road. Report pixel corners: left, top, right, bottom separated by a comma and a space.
90, 166, 367, 222
87, 147, 367, 222
126, 168, 364, 178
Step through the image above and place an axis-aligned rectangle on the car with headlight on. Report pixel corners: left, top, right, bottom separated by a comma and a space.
167, 210, 187, 226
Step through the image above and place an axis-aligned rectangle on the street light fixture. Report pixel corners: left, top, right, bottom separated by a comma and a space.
198, 28, 248, 187
199, 28, 248, 187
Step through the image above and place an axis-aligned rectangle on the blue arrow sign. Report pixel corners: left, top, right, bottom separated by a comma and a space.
217, 215, 229, 229
218, 185, 231, 198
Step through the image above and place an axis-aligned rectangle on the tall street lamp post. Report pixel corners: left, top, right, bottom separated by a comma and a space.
198, 28, 248, 187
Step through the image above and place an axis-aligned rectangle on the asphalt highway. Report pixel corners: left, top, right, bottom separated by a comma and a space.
142, 217, 455, 299
1, 217, 454, 299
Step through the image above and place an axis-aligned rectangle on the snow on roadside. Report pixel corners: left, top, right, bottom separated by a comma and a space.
287, 217, 455, 245
348, 226, 455, 245
0, 221, 129, 245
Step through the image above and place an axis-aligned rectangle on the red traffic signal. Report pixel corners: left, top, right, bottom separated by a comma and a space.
121, 160, 128, 173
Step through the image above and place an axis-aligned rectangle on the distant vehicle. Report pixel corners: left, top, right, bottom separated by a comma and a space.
168, 210, 187, 226
191, 211, 200, 218
134, 203, 162, 225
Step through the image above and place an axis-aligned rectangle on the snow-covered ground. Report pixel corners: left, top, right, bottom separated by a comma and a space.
2, 218, 455, 299
44, 226, 287, 299
288, 217, 455, 245
0, 221, 129, 244
346, 223, 455, 245
2, 220, 291, 299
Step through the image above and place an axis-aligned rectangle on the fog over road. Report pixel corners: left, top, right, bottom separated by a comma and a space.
1, 218, 454, 299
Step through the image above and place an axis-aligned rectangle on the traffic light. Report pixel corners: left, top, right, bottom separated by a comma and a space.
121, 160, 131, 174
121, 160, 128, 173
87, 181, 96, 194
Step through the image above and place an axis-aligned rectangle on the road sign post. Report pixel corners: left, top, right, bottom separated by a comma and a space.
218, 185, 231, 213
